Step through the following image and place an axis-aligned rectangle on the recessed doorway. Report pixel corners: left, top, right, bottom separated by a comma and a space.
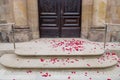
38, 0, 82, 38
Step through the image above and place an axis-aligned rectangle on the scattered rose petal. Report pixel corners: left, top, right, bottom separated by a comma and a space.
107, 78, 111, 80
40, 58, 45, 62
26, 70, 32, 73
68, 76, 71, 79
87, 64, 91, 67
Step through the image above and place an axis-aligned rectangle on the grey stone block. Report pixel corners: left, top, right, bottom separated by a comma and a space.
9, 29, 32, 42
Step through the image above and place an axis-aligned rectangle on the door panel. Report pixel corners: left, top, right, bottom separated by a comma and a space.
41, 18, 57, 27
63, 17, 80, 27
61, 27, 80, 37
38, 0, 60, 37
40, 28, 59, 38
62, 0, 80, 15
38, 0, 82, 38
61, 0, 81, 37
39, 0, 57, 15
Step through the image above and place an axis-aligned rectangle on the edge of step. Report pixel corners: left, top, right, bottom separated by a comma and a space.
0, 65, 120, 80
14, 38, 105, 56
0, 53, 118, 69
0, 50, 14, 57
15, 50, 104, 56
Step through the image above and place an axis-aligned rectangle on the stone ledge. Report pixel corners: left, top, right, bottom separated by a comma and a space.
15, 38, 105, 56
0, 50, 14, 57
0, 57, 120, 80
0, 53, 118, 68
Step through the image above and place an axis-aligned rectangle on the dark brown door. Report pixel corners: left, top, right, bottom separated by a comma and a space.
38, 0, 82, 38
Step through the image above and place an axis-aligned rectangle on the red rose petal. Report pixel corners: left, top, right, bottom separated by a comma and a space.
40, 58, 45, 62
107, 78, 111, 80
68, 76, 71, 79
112, 53, 116, 55
26, 70, 32, 73
87, 64, 91, 67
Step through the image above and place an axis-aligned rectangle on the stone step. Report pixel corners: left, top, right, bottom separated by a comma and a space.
0, 52, 118, 68
0, 59, 120, 80
15, 38, 105, 56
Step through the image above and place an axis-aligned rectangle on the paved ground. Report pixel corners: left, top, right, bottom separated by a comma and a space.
0, 39, 120, 80
0, 59, 120, 80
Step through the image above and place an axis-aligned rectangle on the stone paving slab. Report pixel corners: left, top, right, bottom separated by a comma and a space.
0, 38, 119, 52
0, 52, 118, 68
0, 57, 120, 80
15, 38, 106, 56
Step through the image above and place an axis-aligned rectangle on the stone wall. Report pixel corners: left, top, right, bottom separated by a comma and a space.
0, 25, 11, 42
0, 0, 10, 42
81, 0, 93, 38
9, 28, 32, 42
27, 0, 39, 39
106, 0, 120, 42
87, 0, 120, 42
0, 0, 7, 22
0, 0, 32, 42
0, 0, 120, 42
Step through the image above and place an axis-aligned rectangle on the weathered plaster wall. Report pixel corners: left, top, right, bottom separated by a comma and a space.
106, 0, 120, 42
81, 0, 93, 38
10, 0, 32, 42
6, 0, 14, 23
93, 0, 107, 26
0, 0, 7, 22
88, 0, 108, 42
107, 0, 120, 23
0, 0, 12, 42
0, 0, 32, 42
27, 0, 39, 39
13, 0, 28, 26
82, 0, 109, 42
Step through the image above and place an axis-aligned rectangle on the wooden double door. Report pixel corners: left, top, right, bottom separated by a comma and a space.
38, 0, 82, 38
